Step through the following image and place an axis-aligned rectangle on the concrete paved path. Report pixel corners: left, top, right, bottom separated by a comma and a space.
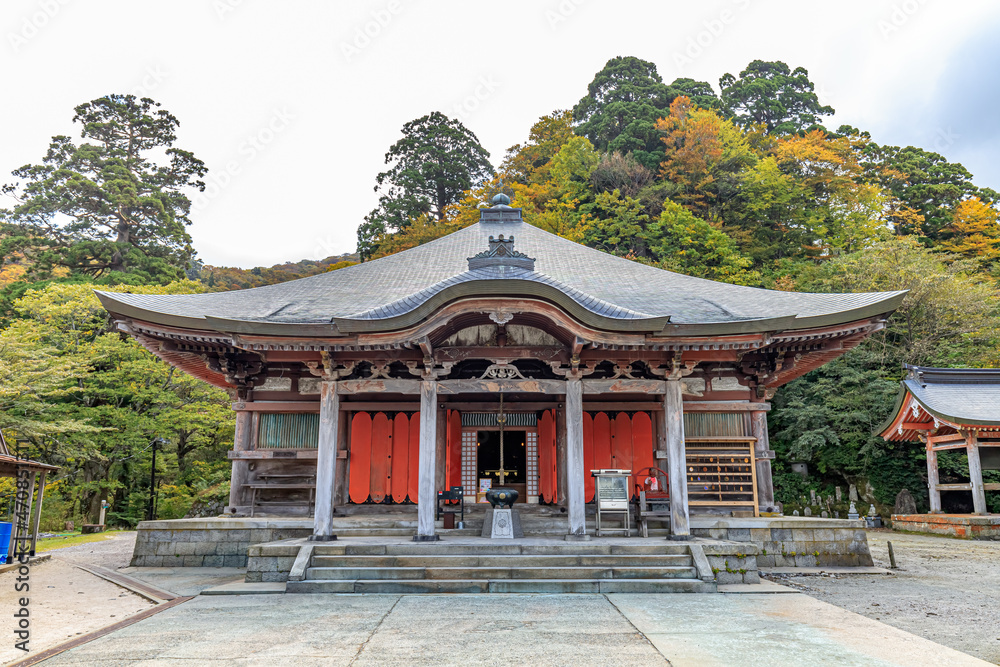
35, 593, 987, 666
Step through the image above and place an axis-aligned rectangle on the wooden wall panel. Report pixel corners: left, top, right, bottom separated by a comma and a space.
369, 413, 391, 503
349, 412, 372, 504
391, 413, 409, 504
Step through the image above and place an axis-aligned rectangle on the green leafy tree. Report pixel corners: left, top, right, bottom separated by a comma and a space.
1, 95, 207, 284
576, 189, 649, 257
769, 238, 1000, 507
645, 200, 760, 285
6, 282, 233, 524
719, 60, 834, 134
358, 112, 493, 260
862, 143, 998, 241
573, 56, 674, 170
667, 77, 720, 110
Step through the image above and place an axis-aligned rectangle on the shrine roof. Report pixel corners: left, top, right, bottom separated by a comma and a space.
880, 365, 1000, 440
97, 208, 905, 336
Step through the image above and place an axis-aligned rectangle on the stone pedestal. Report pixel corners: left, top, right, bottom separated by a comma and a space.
482, 507, 523, 539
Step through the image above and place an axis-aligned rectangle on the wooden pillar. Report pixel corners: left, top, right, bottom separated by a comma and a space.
966, 431, 988, 515
556, 404, 568, 505
29, 471, 46, 556
334, 406, 350, 507
664, 379, 690, 538
924, 438, 942, 513
227, 410, 253, 512
415, 380, 440, 540
22, 471, 36, 553
311, 381, 340, 541
564, 379, 588, 539
751, 411, 775, 512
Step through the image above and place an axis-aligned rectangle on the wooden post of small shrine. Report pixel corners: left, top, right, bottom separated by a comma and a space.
922, 436, 942, 513
311, 381, 339, 540
227, 410, 253, 511
564, 378, 587, 539
751, 411, 775, 512
664, 379, 690, 538
415, 380, 440, 540
965, 430, 988, 515
28, 471, 47, 556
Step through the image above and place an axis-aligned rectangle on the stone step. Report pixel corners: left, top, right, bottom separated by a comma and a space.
305, 565, 699, 581
312, 543, 690, 557
309, 554, 693, 568
286, 578, 715, 594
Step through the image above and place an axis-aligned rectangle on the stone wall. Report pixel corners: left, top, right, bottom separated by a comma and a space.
130, 518, 311, 568
702, 543, 760, 584
892, 513, 1000, 540
245, 541, 302, 582
691, 517, 873, 567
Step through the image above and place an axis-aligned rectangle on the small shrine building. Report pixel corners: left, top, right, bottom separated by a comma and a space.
879, 365, 1000, 516
98, 196, 905, 542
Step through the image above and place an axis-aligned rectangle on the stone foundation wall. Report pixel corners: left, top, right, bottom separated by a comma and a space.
701, 543, 760, 584
131, 518, 311, 568
245, 542, 302, 582
691, 517, 873, 567
892, 514, 1000, 540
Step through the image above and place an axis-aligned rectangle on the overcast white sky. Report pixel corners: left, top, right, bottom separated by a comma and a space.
3, 0, 1000, 268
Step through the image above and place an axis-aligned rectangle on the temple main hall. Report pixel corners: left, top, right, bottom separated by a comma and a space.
99, 195, 904, 550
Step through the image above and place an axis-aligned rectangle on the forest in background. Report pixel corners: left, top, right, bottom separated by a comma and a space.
2, 57, 998, 528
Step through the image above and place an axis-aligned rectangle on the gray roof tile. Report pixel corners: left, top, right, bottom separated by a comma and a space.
97, 218, 906, 334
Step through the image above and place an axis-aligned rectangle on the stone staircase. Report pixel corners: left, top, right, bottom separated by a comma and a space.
285, 542, 715, 594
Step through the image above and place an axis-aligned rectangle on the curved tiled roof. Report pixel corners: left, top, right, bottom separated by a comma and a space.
97, 215, 906, 335
880, 366, 1000, 435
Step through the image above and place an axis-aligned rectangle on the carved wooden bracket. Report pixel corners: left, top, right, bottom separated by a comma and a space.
649, 358, 698, 380
611, 363, 636, 379
548, 361, 595, 380
305, 351, 357, 380
368, 362, 391, 379
405, 360, 455, 380
203, 351, 266, 398
481, 363, 525, 380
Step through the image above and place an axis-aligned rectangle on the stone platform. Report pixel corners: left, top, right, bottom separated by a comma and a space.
130, 511, 874, 572
892, 513, 1000, 539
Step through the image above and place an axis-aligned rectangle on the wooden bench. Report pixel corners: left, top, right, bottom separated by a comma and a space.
245, 474, 316, 517
635, 490, 671, 538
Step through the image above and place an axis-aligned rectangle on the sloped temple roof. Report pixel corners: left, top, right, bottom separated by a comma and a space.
880, 365, 1000, 441
97, 205, 906, 338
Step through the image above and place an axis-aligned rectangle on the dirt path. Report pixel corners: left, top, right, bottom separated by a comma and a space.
766, 530, 1000, 665
0, 531, 153, 665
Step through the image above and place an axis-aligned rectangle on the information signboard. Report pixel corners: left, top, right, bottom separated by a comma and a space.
596, 474, 629, 510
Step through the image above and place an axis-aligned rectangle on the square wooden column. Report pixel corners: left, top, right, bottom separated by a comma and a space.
311, 380, 340, 541
664, 379, 690, 538
415, 380, 440, 541
564, 378, 588, 540
966, 431, 988, 515
28, 471, 47, 556
226, 409, 253, 513
924, 438, 942, 513
751, 411, 776, 513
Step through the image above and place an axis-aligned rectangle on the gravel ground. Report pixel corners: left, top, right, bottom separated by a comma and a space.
46, 531, 138, 570
765, 530, 1000, 665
